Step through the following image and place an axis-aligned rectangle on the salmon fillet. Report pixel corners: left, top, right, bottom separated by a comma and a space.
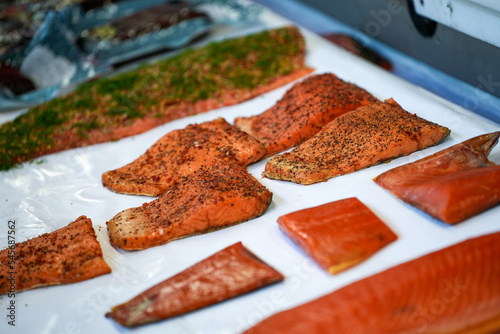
234, 73, 377, 157
277, 197, 397, 274
0, 216, 111, 294
375, 132, 500, 224
245, 231, 500, 334
0, 26, 313, 171
102, 118, 266, 196
263, 98, 450, 184
106, 242, 284, 327
107, 163, 272, 250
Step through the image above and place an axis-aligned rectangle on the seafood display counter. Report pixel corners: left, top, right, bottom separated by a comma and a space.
1, 3, 499, 334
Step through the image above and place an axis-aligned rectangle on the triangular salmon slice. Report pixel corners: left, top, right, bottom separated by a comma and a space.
106, 242, 283, 327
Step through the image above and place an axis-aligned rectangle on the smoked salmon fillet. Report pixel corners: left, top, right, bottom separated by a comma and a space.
0, 216, 111, 294
277, 197, 397, 274
107, 162, 272, 250
263, 98, 450, 184
0, 26, 313, 171
375, 132, 500, 224
102, 118, 266, 196
245, 231, 500, 334
234, 73, 377, 157
106, 242, 284, 327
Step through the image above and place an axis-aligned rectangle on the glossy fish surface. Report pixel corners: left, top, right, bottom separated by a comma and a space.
245, 231, 500, 334
277, 197, 397, 274
375, 132, 500, 224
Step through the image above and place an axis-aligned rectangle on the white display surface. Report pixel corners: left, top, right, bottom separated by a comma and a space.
1, 8, 500, 334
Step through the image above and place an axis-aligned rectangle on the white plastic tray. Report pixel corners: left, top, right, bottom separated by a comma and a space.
1, 7, 500, 334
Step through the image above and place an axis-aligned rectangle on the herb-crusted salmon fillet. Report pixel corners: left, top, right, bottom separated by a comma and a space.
107, 163, 272, 250
102, 118, 266, 196
0, 26, 313, 171
375, 132, 500, 224
0, 216, 111, 294
234, 73, 377, 157
263, 99, 450, 184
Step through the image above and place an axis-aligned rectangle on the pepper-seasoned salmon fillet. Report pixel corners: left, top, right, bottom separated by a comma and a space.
245, 231, 500, 334
375, 132, 500, 224
277, 198, 397, 274
234, 73, 377, 157
102, 118, 266, 196
107, 163, 272, 250
0, 26, 313, 171
0, 216, 111, 294
106, 242, 284, 327
263, 99, 450, 184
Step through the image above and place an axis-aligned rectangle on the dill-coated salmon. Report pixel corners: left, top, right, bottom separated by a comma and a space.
375, 132, 500, 224
107, 162, 272, 250
0, 26, 313, 171
0, 216, 111, 294
264, 99, 450, 184
234, 73, 377, 157
277, 197, 397, 274
106, 242, 284, 327
245, 231, 500, 334
102, 118, 266, 196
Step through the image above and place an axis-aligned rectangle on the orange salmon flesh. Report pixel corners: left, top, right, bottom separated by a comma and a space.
245, 231, 500, 334
375, 132, 500, 224
102, 118, 266, 196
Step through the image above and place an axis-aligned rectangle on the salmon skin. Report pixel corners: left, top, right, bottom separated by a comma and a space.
0, 216, 111, 294
277, 197, 397, 274
234, 73, 377, 157
245, 231, 500, 334
107, 162, 272, 250
263, 98, 450, 185
102, 118, 266, 196
375, 132, 500, 224
106, 242, 284, 327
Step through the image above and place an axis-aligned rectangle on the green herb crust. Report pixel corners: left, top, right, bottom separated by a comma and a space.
0, 26, 312, 171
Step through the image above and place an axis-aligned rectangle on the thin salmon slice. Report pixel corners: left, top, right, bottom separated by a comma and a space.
277, 197, 397, 274
102, 118, 266, 196
375, 132, 500, 224
263, 98, 450, 184
106, 242, 284, 327
107, 162, 272, 250
245, 231, 500, 334
0, 216, 111, 294
234, 73, 377, 157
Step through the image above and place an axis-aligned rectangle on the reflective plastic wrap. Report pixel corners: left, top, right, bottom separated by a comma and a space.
0, 0, 262, 108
